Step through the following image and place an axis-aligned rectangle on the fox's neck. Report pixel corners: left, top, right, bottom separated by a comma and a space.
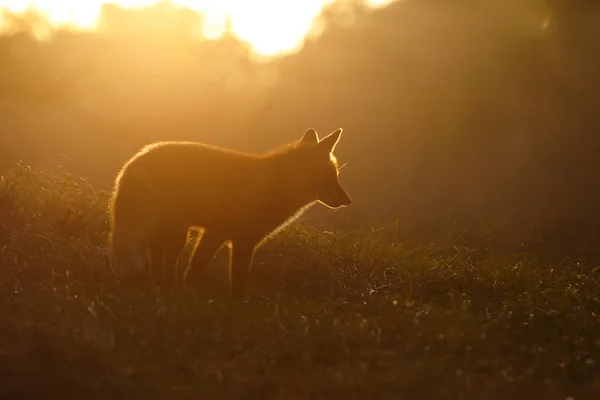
261, 156, 316, 220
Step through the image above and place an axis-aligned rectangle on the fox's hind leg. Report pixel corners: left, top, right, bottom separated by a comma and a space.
109, 230, 151, 286
148, 226, 189, 288
184, 230, 226, 287
229, 241, 257, 300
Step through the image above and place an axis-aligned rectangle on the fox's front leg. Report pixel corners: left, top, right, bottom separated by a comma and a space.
229, 241, 257, 300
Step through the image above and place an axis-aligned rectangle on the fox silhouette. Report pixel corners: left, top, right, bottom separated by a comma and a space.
108, 128, 351, 298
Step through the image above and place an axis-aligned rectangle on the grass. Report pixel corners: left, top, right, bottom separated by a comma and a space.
1, 163, 600, 399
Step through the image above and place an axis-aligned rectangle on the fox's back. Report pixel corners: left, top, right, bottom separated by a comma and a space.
118, 141, 271, 229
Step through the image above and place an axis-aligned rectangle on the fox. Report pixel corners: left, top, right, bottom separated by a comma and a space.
107, 127, 352, 299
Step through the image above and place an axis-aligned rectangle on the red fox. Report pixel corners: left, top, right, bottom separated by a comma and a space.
108, 128, 351, 298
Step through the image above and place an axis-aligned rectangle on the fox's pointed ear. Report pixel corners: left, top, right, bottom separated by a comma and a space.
300, 128, 319, 145
318, 128, 343, 153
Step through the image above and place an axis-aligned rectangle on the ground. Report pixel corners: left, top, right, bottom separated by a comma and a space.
1, 164, 599, 399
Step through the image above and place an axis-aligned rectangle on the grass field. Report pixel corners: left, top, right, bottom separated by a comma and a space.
1, 163, 600, 399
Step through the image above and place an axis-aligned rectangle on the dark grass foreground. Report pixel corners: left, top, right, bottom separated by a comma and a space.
1, 164, 600, 400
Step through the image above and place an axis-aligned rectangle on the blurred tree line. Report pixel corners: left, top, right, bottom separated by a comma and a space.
1, 0, 600, 253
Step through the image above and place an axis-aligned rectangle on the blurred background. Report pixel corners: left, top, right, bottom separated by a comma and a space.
1, 0, 599, 253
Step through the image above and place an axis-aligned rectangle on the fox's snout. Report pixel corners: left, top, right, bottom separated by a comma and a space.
340, 192, 352, 206
320, 183, 352, 208
335, 185, 352, 207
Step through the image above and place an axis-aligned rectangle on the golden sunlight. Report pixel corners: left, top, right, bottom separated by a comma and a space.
0, 0, 395, 57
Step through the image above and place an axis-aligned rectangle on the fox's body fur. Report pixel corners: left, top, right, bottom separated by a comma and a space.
108, 128, 351, 298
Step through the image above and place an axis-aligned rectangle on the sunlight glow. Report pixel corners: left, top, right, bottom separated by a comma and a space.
0, 0, 395, 57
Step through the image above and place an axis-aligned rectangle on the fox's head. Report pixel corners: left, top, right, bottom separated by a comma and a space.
294, 128, 352, 209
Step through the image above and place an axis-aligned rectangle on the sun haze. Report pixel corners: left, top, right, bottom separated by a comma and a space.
0, 0, 394, 57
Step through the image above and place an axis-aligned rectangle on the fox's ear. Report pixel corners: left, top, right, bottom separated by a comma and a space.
317, 128, 343, 153
300, 128, 319, 145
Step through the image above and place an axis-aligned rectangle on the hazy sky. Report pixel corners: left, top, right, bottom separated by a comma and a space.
0, 0, 395, 56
